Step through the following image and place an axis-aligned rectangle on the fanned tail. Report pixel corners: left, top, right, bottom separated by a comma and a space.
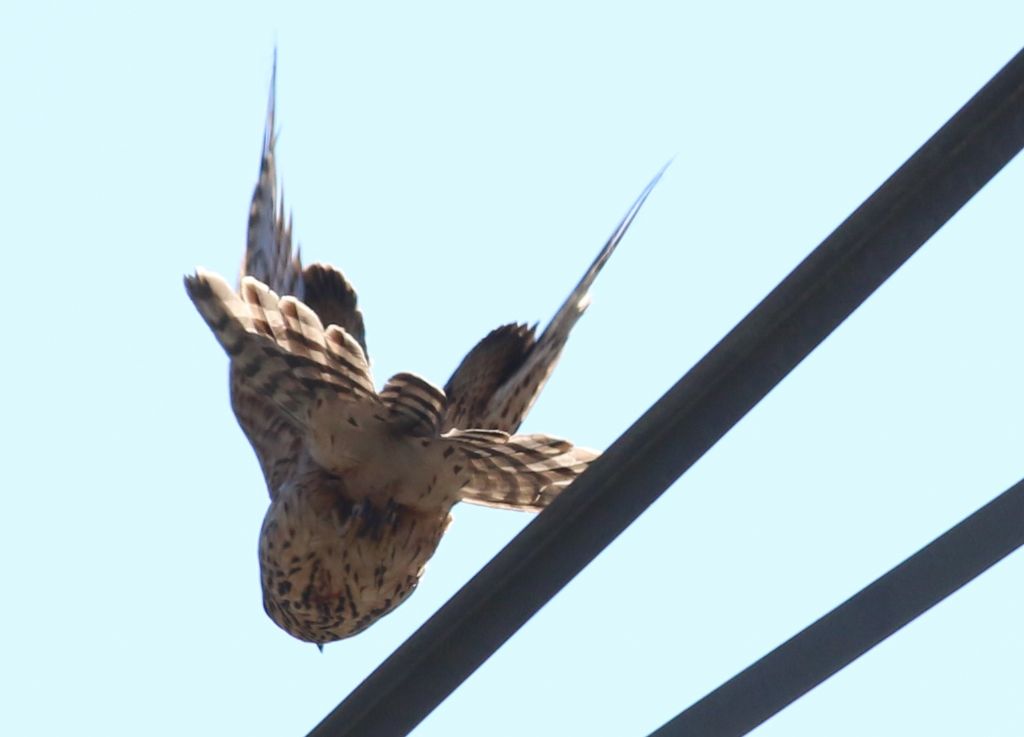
185, 269, 375, 429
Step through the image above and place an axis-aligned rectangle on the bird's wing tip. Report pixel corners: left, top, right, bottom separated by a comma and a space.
261, 51, 278, 157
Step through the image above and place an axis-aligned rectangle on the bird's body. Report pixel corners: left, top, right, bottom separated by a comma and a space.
185, 64, 663, 646
257, 451, 450, 642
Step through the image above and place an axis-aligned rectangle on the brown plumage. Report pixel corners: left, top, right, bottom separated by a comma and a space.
185, 62, 664, 647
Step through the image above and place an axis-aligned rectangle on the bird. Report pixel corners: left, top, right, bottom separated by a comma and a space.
184, 63, 665, 648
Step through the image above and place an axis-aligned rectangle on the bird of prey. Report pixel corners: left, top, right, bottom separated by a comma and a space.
185, 67, 664, 647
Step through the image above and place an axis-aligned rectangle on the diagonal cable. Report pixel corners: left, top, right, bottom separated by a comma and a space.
308, 45, 1024, 737
649, 477, 1024, 737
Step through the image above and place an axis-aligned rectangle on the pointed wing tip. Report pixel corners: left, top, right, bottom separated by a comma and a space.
262, 52, 278, 157
629, 158, 672, 218
649, 157, 673, 189
572, 159, 672, 294
596, 158, 671, 255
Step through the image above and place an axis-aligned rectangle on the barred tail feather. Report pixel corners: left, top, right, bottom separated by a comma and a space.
445, 430, 598, 511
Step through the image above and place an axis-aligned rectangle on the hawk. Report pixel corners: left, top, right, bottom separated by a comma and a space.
185, 67, 664, 647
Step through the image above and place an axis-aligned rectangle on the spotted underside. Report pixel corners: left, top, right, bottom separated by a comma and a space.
257, 462, 449, 642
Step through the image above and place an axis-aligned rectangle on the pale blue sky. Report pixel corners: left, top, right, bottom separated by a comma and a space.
2, 2, 1023, 735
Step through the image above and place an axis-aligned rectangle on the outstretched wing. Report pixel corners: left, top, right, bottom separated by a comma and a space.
204, 58, 370, 496
440, 430, 598, 511
442, 164, 668, 434
243, 55, 368, 354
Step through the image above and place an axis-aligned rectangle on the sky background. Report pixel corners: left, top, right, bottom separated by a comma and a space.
3, 2, 1023, 735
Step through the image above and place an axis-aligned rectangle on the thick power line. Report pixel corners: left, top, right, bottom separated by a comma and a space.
307, 45, 1024, 737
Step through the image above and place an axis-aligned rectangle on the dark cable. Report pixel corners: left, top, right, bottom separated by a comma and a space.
649, 478, 1024, 737
308, 45, 1024, 737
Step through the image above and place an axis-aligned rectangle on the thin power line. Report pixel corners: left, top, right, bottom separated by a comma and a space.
649, 477, 1024, 736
